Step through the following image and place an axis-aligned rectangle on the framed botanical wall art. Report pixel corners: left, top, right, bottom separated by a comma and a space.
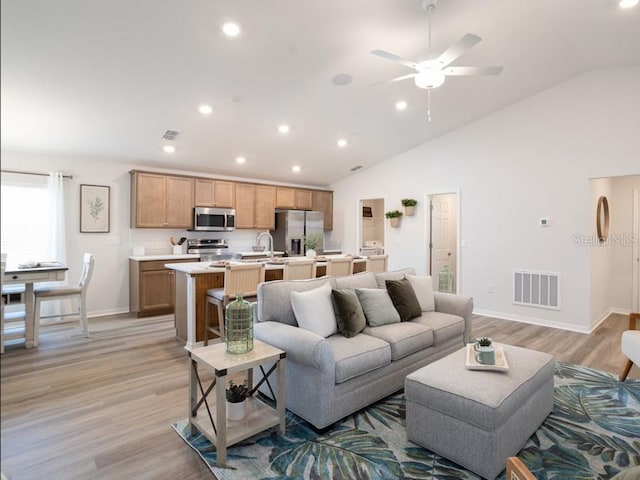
80, 184, 110, 233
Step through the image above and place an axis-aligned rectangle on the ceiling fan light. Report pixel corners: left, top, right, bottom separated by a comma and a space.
414, 70, 445, 89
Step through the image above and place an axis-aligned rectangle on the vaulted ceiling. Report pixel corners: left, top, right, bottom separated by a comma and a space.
2, 0, 639, 186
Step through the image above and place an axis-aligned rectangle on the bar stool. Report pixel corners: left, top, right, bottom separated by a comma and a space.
325, 256, 354, 277
282, 259, 317, 280
204, 263, 266, 346
364, 254, 388, 273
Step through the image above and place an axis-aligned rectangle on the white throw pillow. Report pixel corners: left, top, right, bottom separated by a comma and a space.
406, 274, 435, 312
290, 282, 338, 337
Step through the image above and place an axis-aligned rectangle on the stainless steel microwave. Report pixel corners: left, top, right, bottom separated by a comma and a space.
193, 207, 236, 231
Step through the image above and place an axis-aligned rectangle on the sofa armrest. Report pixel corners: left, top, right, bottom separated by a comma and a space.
433, 292, 474, 343
254, 321, 334, 372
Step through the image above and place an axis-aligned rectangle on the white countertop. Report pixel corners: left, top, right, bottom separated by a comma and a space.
236, 251, 285, 257
129, 254, 200, 261
165, 256, 365, 274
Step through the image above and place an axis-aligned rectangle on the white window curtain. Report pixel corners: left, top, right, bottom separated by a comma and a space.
41, 172, 69, 319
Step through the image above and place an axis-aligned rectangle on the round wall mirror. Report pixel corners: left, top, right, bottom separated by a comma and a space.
596, 196, 610, 243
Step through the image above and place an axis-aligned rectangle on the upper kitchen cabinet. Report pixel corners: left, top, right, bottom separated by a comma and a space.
313, 190, 333, 230
275, 187, 296, 209
295, 189, 313, 210
235, 184, 276, 229
194, 179, 236, 208
276, 187, 314, 210
255, 185, 276, 229
131, 171, 194, 228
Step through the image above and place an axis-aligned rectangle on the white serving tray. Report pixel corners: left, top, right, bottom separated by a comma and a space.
465, 344, 510, 372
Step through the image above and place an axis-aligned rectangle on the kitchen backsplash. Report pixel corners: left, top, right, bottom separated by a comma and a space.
128, 228, 290, 256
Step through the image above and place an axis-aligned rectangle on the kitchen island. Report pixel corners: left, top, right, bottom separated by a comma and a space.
165, 257, 366, 348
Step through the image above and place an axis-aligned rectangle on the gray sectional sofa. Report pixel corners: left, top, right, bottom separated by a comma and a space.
254, 268, 474, 429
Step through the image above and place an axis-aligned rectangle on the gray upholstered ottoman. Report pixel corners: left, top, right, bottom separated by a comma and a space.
405, 344, 554, 480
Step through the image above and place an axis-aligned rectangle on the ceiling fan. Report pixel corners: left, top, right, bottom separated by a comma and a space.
371, 0, 503, 121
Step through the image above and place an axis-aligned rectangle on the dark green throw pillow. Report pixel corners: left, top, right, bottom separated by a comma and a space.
331, 288, 366, 338
385, 278, 422, 321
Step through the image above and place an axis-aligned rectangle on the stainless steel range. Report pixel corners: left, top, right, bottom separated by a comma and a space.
186, 238, 240, 262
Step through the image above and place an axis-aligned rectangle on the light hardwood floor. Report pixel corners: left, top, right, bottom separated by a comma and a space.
0, 312, 636, 479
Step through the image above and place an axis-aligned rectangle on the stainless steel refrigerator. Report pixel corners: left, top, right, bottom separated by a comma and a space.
271, 210, 324, 256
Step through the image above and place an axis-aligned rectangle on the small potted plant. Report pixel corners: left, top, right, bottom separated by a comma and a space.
226, 379, 249, 420
401, 198, 418, 216
385, 210, 403, 228
474, 337, 495, 365
304, 233, 322, 258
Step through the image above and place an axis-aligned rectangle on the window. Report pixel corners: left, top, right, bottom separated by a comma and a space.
1, 173, 50, 267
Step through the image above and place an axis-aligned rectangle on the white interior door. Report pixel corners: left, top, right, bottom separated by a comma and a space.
430, 193, 457, 292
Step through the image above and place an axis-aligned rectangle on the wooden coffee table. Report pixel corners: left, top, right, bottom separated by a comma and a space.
187, 339, 286, 466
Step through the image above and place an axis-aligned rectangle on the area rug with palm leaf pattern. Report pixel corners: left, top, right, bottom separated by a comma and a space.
172, 361, 640, 479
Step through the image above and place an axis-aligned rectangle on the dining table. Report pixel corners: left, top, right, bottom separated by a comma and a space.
3, 263, 68, 348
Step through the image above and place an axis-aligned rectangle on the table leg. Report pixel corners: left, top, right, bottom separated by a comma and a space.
24, 283, 35, 348
216, 372, 227, 466
277, 358, 286, 435
189, 355, 197, 436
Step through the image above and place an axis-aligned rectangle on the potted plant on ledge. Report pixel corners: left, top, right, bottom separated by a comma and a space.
304, 233, 322, 258
385, 210, 403, 228
401, 198, 418, 216
226, 379, 250, 420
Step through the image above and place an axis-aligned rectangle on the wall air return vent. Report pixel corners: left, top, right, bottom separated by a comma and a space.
162, 130, 180, 141
513, 269, 561, 310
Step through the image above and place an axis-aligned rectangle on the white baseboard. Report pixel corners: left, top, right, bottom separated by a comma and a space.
88, 307, 132, 318
473, 309, 591, 334
590, 307, 631, 332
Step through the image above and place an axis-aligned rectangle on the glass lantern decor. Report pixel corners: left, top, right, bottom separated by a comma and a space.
225, 293, 254, 354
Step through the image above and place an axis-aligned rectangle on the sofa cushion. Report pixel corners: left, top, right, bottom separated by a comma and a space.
334, 271, 378, 289
258, 277, 332, 326
363, 322, 434, 361
412, 311, 465, 344
331, 288, 366, 338
326, 334, 391, 384
356, 288, 401, 326
374, 268, 416, 289
406, 274, 435, 312
385, 278, 422, 321
290, 282, 337, 337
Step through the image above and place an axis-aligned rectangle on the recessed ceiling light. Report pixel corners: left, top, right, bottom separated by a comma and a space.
198, 104, 213, 115
222, 22, 241, 37
337, 138, 348, 148
620, 0, 638, 8
395, 100, 408, 111
163, 145, 175, 154
235, 156, 247, 164
278, 124, 291, 134
292, 165, 301, 173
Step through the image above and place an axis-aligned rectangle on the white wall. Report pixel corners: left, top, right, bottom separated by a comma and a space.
329, 66, 640, 333
589, 177, 614, 326
0, 151, 323, 317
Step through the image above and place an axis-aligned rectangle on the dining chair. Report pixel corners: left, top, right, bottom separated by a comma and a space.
620, 312, 640, 381
204, 263, 266, 346
33, 253, 95, 346
505, 457, 536, 480
364, 254, 388, 273
282, 259, 317, 280
1, 253, 27, 353
325, 256, 354, 277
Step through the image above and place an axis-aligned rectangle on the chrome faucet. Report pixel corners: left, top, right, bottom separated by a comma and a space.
256, 231, 274, 258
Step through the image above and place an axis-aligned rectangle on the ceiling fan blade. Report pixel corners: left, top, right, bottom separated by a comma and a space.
444, 66, 503, 76
436, 33, 482, 68
370, 50, 417, 69
369, 73, 418, 87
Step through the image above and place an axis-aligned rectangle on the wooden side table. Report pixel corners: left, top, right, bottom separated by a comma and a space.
187, 339, 286, 467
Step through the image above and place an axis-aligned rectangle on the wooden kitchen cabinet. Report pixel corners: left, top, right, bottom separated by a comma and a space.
313, 190, 333, 230
235, 184, 276, 229
129, 258, 197, 316
276, 187, 296, 208
131, 171, 194, 228
295, 189, 314, 210
235, 183, 256, 228
194, 179, 236, 208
